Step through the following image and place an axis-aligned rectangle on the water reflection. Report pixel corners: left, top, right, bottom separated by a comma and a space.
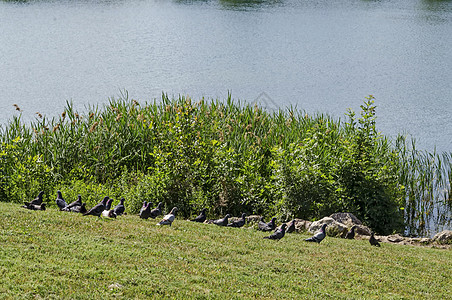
421, 0, 452, 12
218, 0, 283, 10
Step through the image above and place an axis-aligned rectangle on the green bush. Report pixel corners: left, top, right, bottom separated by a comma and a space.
0, 93, 448, 235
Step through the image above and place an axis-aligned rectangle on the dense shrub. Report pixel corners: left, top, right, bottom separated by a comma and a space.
0, 93, 449, 235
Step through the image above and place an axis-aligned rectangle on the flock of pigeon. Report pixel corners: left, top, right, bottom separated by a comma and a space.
21, 191, 381, 246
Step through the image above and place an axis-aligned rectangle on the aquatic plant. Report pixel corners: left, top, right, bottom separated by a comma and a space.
0, 93, 450, 235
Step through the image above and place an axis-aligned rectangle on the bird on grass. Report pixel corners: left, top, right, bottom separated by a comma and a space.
345, 225, 357, 239
105, 198, 113, 211
149, 202, 163, 219
213, 214, 231, 226
139, 201, 151, 219
227, 213, 247, 228
24, 191, 44, 207
63, 195, 83, 211
258, 217, 277, 232
22, 202, 46, 211
101, 209, 117, 219
369, 232, 381, 247
305, 224, 327, 243
264, 223, 287, 241
55, 190, 67, 210
70, 203, 87, 214
190, 208, 207, 223
157, 207, 178, 226
83, 196, 109, 218
286, 219, 296, 234
113, 198, 125, 216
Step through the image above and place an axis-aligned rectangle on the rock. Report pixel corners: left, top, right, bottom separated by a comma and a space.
354, 225, 371, 236
387, 234, 405, 243
329, 212, 372, 236
246, 215, 263, 224
329, 212, 362, 226
419, 237, 432, 244
294, 219, 312, 233
330, 213, 371, 236
308, 217, 348, 237
432, 230, 452, 245
409, 237, 432, 246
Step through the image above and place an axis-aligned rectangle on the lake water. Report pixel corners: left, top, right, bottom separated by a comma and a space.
1, 0, 451, 235
1, 0, 451, 153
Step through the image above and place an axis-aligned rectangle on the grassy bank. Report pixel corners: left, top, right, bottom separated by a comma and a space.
1, 93, 451, 235
0, 202, 450, 299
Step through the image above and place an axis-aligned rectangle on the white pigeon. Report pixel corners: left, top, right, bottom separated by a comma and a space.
101, 209, 117, 219
157, 207, 178, 226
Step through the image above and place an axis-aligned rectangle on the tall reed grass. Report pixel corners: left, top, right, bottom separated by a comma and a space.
0, 92, 450, 236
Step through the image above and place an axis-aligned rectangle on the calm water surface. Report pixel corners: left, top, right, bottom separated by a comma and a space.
1, 0, 451, 153
1, 0, 452, 234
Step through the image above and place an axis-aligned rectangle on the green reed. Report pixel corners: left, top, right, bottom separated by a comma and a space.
0, 93, 450, 235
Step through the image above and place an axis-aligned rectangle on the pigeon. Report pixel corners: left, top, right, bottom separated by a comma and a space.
369, 232, 381, 247
70, 203, 87, 214
157, 207, 178, 226
105, 198, 113, 211
55, 190, 67, 210
64, 195, 83, 211
113, 198, 125, 216
24, 191, 44, 206
258, 217, 277, 231
305, 224, 327, 243
345, 225, 357, 239
22, 202, 46, 211
264, 223, 287, 240
139, 202, 151, 219
190, 208, 207, 223
227, 213, 247, 228
102, 209, 117, 219
286, 219, 296, 234
149, 202, 163, 219
213, 214, 231, 226
83, 196, 109, 217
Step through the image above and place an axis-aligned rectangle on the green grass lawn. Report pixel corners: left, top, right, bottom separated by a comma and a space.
0, 202, 450, 299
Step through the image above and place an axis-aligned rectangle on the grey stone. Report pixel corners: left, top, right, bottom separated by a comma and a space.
432, 230, 452, 244
329, 212, 363, 226
387, 234, 405, 243
308, 217, 348, 237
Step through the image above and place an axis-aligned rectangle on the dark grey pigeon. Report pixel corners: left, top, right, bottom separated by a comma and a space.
70, 203, 87, 214
286, 219, 296, 234
149, 202, 163, 219
55, 190, 67, 210
83, 196, 108, 217
213, 214, 231, 226
305, 224, 327, 243
64, 195, 83, 211
369, 232, 381, 247
190, 208, 207, 223
22, 202, 46, 211
264, 223, 287, 240
227, 213, 247, 228
105, 198, 113, 211
157, 207, 178, 226
139, 202, 151, 219
113, 198, 125, 216
24, 191, 44, 206
345, 225, 357, 239
258, 217, 277, 232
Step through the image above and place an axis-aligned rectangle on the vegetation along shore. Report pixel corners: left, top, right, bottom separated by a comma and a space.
1, 93, 452, 236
